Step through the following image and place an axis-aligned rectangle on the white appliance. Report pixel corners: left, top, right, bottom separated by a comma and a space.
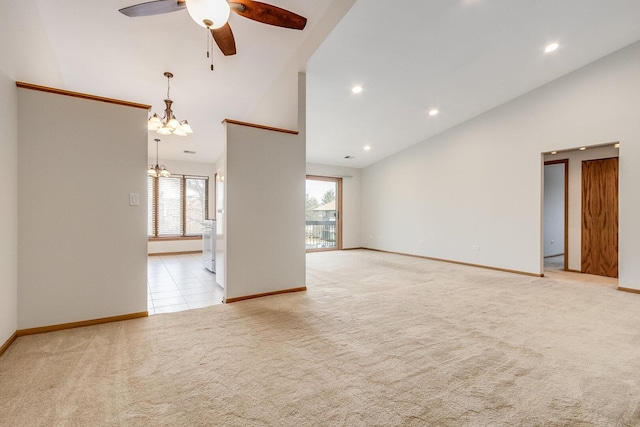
202, 219, 216, 273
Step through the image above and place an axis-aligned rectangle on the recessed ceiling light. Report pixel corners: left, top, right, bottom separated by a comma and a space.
579, 147, 587, 151
614, 143, 620, 148
545, 43, 559, 53
429, 109, 439, 116
551, 151, 557, 155
363, 145, 371, 151
352, 85, 363, 94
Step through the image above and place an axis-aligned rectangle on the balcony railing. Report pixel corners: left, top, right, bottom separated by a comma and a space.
306, 221, 336, 249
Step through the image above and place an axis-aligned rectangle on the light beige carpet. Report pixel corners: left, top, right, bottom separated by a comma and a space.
2, 249, 640, 426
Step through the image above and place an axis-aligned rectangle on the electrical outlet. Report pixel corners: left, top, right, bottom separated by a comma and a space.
472, 245, 480, 252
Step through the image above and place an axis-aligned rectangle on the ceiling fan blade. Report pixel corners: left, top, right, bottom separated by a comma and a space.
229, 0, 307, 30
119, 0, 185, 17
211, 23, 237, 56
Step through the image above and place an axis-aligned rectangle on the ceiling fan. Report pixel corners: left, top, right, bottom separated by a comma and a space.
119, 0, 307, 57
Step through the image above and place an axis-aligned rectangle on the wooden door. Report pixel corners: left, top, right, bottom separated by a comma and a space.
581, 157, 618, 278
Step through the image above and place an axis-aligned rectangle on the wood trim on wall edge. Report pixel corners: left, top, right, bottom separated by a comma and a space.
16, 312, 149, 337
225, 287, 307, 303
16, 82, 151, 110
148, 250, 202, 256
363, 248, 543, 278
0, 331, 18, 358
149, 236, 202, 242
618, 287, 640, 295
223, 119, 299, 135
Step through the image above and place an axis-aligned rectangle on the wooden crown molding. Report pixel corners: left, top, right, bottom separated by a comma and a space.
16, 82, 151, 110
223, 119, 299, 135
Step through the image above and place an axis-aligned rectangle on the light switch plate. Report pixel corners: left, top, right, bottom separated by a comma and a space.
129, 193, 140, 206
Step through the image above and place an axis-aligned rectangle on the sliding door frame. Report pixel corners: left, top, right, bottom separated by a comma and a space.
306, 175, 343, 252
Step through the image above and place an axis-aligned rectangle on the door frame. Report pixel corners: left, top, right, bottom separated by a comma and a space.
543, 159, 569, 271
306, 175, 343, 252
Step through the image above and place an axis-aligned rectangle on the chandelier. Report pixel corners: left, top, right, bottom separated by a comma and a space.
148, 72, 193, 136
148, 139, 170, 177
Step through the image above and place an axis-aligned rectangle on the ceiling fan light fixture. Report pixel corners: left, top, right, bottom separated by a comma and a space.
187, 0, 231, 29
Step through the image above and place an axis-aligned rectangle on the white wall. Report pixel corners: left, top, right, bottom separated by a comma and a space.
0, 0, 62, 346
361, 42, 640, 288
221, 73, 307, 300
224, 124, 306, 299
619, 129, 640, 290
148, 239, 203, 255
147, 158, 215, 254
0, 71, 18, 345
543, 163, 565, 257
214, 155, 226, 288
306, 163, 361, 248
18, 88, 149, 329
544, 145, 619, 271
246, 0, 357, 130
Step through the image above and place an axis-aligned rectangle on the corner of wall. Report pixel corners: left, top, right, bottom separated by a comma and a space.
0, 70, 18, 345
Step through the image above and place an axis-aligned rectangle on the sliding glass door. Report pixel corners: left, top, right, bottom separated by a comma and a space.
306, 176, 342, 251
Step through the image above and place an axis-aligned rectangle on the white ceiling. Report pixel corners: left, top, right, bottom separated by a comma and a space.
3, 1, 640, 169
3, 0, 348, 164
306, 0, 640, 168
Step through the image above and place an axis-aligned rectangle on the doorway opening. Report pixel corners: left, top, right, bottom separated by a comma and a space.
541, 143, 620, 279
306, 175, 342, 251
146, 169, 222, 314
543, 159, 568, 272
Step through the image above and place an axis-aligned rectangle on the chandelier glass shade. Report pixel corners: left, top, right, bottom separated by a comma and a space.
148, 138, 171, 178
148, 72, 193, 136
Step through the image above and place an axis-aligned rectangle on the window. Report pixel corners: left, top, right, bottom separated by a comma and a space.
148, 175, 209, 237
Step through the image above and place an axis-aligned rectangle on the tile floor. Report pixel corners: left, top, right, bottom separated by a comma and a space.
147, 253, 223, 315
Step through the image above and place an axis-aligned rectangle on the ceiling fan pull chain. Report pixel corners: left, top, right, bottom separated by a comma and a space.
204, 27, 214, 71
206, 27, 210, 59
210, 31, 215, 71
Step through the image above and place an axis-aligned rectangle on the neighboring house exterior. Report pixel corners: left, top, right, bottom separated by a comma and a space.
311, 201, 336, 221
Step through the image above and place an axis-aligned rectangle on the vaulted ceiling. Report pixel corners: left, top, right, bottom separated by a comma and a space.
2, 1, 640, 169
